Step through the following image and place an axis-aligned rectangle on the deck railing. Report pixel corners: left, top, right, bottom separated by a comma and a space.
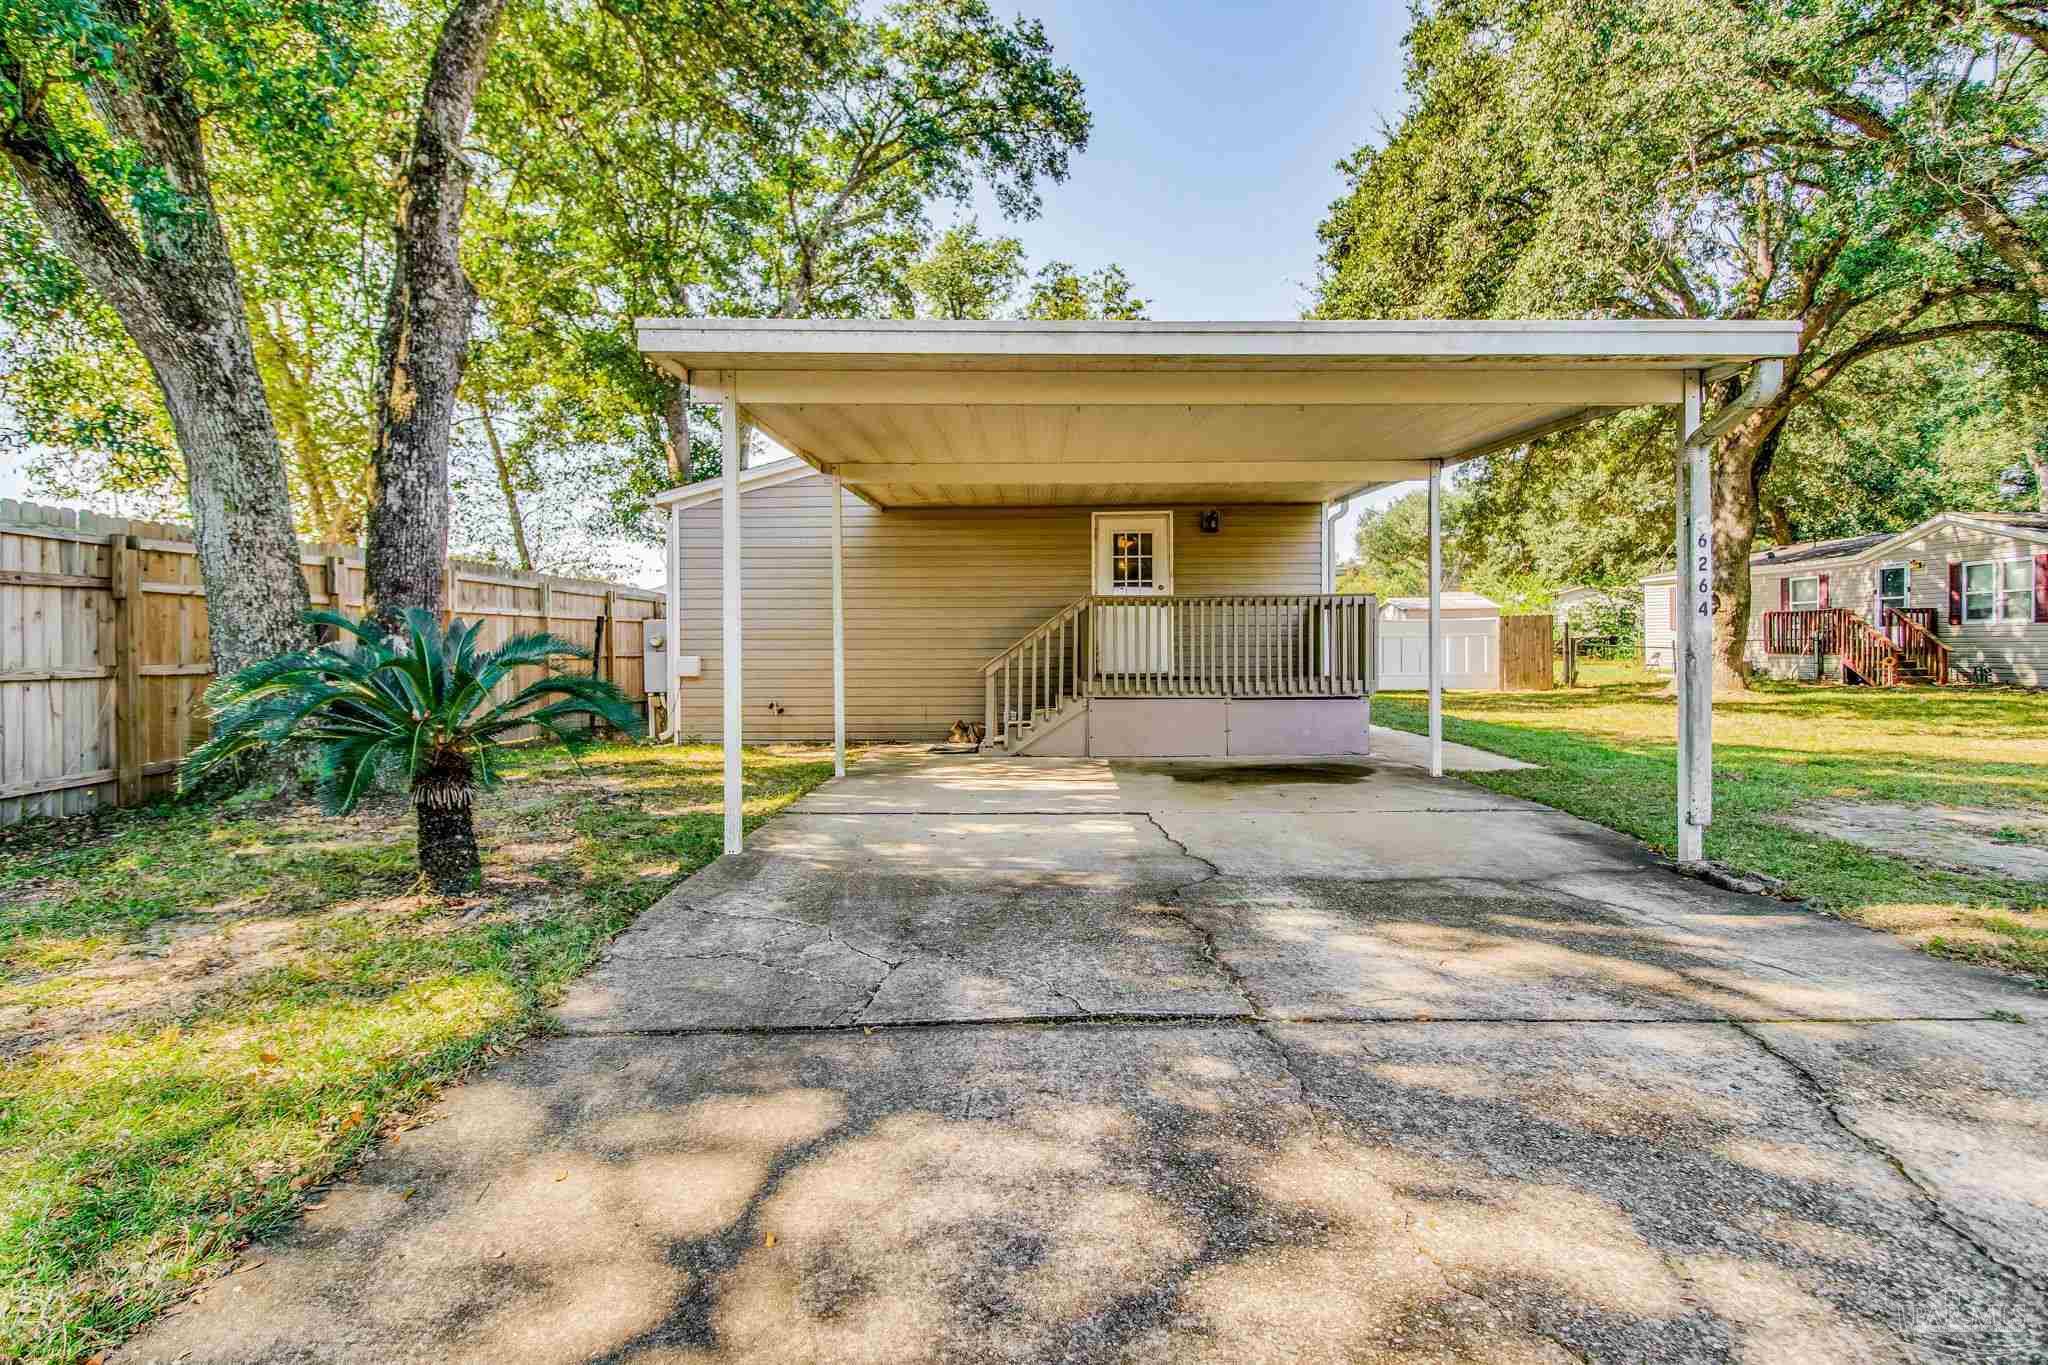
982, 593, 1375, 746
1761, 607, 1840, 655
1884, 607, 1955, 683
1762, 605, 1953, 686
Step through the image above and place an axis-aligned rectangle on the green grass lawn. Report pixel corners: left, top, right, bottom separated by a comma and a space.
1376, 681, 2048, 979
0, 742, 838, 1365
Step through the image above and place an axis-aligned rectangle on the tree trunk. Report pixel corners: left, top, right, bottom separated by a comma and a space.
1707, 407, 1790, 692
364, 0, 510, 626
0, 30, 310, 678
414, 747, 481, 892
415, 788, 482, 893
662, 380, 691, 483
477, 396, 533, 570
2032, 444, 2048, 514
1763, 499, 1794, 546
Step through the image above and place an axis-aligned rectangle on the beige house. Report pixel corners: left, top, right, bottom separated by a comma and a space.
1642, 511, 2048, 684
637, 318, 1797, 862
665, 460, 1330, 745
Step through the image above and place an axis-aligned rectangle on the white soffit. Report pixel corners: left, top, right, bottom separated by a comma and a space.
637, 319, 1801, 508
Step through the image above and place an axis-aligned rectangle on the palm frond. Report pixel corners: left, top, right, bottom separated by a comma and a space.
482, 631, 588, 674
302, 609, 392, 649
403, 607, 447, 704
317, 734, 398, 815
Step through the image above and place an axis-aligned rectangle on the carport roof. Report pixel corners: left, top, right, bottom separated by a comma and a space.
640, 318, 1802, 510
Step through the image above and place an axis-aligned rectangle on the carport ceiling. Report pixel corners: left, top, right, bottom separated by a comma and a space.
637, 319, 1804, 508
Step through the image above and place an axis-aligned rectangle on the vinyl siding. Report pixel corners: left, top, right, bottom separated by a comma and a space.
1646, 519, 2048, 683
676, 473, 1324, 740
1642, 577, 1675, 669
1874, 522, 2045, 685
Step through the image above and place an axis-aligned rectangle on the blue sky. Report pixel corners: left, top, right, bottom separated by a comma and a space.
969, 0, 1412, 320
2, 1, 1418, 553
971, 0, 1420, 546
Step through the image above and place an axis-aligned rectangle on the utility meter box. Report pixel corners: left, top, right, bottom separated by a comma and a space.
642, 621, 701, 692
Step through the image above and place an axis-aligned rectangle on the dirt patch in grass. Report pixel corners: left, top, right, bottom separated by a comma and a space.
1776, 802, 2048, 883
0, 741, 840, 1365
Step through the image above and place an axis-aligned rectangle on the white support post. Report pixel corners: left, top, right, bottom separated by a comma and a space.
1320, 500, 1334, 592
720, 373, 744, 856
665, 503, 682, 744
1675, 370, 1711, 863
1427, 459, 1444, 778
831, 473, 846, 777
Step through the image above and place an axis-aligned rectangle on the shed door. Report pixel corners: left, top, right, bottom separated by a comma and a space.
1093, 513, 1174, 675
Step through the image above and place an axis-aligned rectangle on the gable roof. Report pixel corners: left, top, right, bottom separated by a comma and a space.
1965, 511, 2048, 534
1753, 532, 1894, 566
1641, 510, 2048, 584
652, 458, 818, 511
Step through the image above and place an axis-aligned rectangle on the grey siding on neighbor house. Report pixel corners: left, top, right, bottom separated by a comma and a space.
1644, 519, 2047, 683
675, 473, 1325, 740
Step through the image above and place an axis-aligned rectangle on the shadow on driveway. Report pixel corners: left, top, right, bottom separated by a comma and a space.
123, 752, 2048, 1364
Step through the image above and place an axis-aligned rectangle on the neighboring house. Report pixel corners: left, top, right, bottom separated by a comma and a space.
1642, 512, 2048, 685
1380, 591, 1499, 621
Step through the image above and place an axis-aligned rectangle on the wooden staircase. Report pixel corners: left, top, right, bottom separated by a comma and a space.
980, 593, 1377, 753
980, 597, 1091, 755
1760, 606, 1959, 687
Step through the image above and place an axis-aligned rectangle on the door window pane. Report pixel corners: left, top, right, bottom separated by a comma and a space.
1112, 531, 1154, 588
1878, 567, 1907, 603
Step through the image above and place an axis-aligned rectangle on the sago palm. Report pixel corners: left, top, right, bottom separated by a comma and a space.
181, 608, 643, 892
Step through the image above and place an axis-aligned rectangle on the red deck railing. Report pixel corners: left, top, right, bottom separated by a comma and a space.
1761, 606, 1955, 686
1835, 611, 1899, 686
1884, 608, 1954, 684
1761, 607, 1841, 655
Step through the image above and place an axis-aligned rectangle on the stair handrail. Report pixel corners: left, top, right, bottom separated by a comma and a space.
1836, 608, 1899, 687
983, 596, 1093, 748
1883, 606, 1954, 684
982, 595, 1090, 676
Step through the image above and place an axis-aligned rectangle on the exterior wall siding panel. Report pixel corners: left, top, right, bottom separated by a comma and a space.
675, 471, 1324, 740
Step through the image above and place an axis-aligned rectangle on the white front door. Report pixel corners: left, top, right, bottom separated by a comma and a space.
1876, 564, 1910, 639
1093, 512, 1174, 676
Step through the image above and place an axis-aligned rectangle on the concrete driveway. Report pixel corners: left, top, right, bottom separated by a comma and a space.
126, 751, 2048, 1364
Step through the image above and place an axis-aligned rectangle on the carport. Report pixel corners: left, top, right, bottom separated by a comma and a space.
637, 319, 1799, 863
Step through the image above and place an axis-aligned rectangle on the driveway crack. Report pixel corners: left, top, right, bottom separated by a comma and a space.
845, 955, 909, 1024
1141, 811, 1269, 1020
1407, 1223, 1593, 1364
657, 950, 858, 988
1732, 1021, 2047, 1300
681, 901, 1085, 1015
1255, 1018, 1591, 1364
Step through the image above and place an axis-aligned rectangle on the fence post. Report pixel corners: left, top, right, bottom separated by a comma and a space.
602, 589, 618, 682
110, 535, 144, 807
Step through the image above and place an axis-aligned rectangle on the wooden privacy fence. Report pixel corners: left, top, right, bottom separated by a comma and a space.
1499, 613, 1555, 691
0, 498, 661, 825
